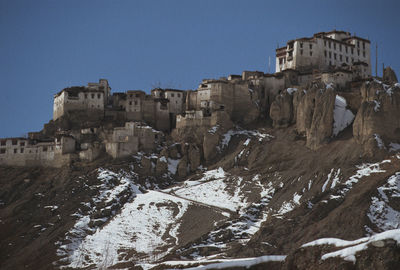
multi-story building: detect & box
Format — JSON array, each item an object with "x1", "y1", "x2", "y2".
[{"x1": 276, "y1": 30, "x2": 371, "y2": 78}]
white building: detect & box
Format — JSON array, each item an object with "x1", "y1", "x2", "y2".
[{"x1": 276, "y1": 30, "x2": 371, "y2": 78}]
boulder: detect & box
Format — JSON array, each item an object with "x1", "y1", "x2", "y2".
[
  {"x1": 140, "y1": 157, "x2": 152, "y2": 174},
  {"x1": 155, "y1": 156, "x2": 168, "y2": 176},
  {"x1": 295, "y1": 87, "x2": 316, "y2": 135}
]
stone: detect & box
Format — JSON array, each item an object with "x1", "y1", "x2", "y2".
[
  {"x1": 155, "y1": 157, "x2": 168, "y2": 176},
  {"x1": 177, "y1": 157, "x2": 188, "y2": 178},
  {"x1": 140, "y1": 157, "x2": 152, "y2": 174},
  {"x1": 203, "y1": 132, "x2": 220, "y2": 163},
  {"x1": 270, "y1": 89, "x2": 294, "y2": 128},
  {"x1": 383, "y1": 66, "x2": 398, "y2": 84},
  {"x1": 187, "y1": 144, "x2": 201, "y2": 171}
]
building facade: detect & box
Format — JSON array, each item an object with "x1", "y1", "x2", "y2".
[{"x1": 276, "y1": 30, "x2": 371, "y2": 78}]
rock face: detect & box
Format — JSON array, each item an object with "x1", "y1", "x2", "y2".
[
  {"x1": 270, "y1": 83, "x2": 338, "y2": 150},
  {"x1": 270, "y1": 89, "x2": 295, "y2": 128},
  {"x1": 383, "y1": 66, "x2": 398, "y2": 84},
  {"x1": 353, "y1": 81, "x2": 400, "y2": 156}
]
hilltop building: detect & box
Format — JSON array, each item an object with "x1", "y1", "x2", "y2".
[{"x1": 276, "y1": 30, "x2": 371, "y2": 78}]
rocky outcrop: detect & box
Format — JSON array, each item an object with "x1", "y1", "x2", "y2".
[
  {"x1": 270, "y1": 89, "x2": 295, "y2": 128},
  {"x1": 383, "y1": 66, "x2": 398, "y2": 84},
  {"x1": 353, "y1": 80, "x2": 400, "y2": 156}
]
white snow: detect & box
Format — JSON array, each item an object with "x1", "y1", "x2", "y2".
[
  {"x1": 303, "y1": 229, "x2": 400, "y2": 263},
  {"x1": 62, "y1": 191, "x2": 190, "y2": 268},
  {"x1": 373, "y1": 134, "x2": 386, "y2": 149},
  {"x1": 367, "y1": 172, "x2": 400, "y2": 232},
  {"x1": 243, "y1": 138, "x2": 251, "y2": 146},
  {"x1": 167, "y1": 158, "x2": 180, "y2": 175},
  {"x1": 220, "y1": 129, "x2": 273, "y2": 150},
  {"x1": 373, "y1": 100, "x2": 380, "y2": 112},
  {"x1": 208, "y1": 125, "x2": 219, "y2": 134},
  {"x1": 286, "y1": 88, "x2": 298, "y2": 95},
  {"x1": 389, "y1": 142, "x2": 400, "y2": 152},
  {"x1": 332, "y1": 95, "x2": 354, "y2": 137}
]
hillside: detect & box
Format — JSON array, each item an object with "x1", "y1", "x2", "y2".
[{"x1": 1, "y1": 76, "x2": 400, "y2": 269}]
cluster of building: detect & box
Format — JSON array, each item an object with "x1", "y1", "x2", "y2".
[{"x1": 0, "y1": 30, "x2": 374, "y2": 167}]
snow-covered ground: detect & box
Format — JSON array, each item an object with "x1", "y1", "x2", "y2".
[
  {"x1": 332, "y1": 95, "x2": 354, "y2": 136},
  {"x1": 367, "y1": 172, "x2": 400, "y2": 232},
  {"x1": 303, "y1": 229, "x2": 400, "y2": 263}
]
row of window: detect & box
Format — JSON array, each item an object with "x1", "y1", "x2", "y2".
[
  {"x1": 0, "y1": 146, "x2": 53, "y2": 154},
  {"x1": 84, "y1": 93, "x2": 102, "y2": 99},
  {"x1": 323, "y1": 39, "x2": 366, "y2": 52},
  {"x1": 0, "y1": 140, "x2": 26, "y2": 146},
  {"x1": 324, "y1": 50, "x2": 363, "y2": 63}
]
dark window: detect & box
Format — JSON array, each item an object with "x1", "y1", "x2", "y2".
[
  {"x1": 97, "y1": 94, "x2": 101, "y2": 98},
  {"x1": 177, "y1": 93, "x2": 181, "y2": 97},
  {"x1": 357, "y1": 41, "x2": 360, "y2": 47},
  {"x1": 134, "y1": 101, "x2": 138, "y2": 105},
  {"x1": 91, "y1": 94, "x2": 95, "y2": 98},
  {"x1": 309, "y1": 44, "x2": 312, "y2": 50},
  {"x1": 324, "y1": 50, "x2": 327, "y2": 57},
  {"x1": 14, "y1": 149, "x2": 17, "y2": 154},
  {"x1": 129, "y1": 101, "x2": 132, "y2": 105},
  {"x1": 329, "y1": 42, "x2": 331, "y2": 48},
  {"x1": 300, "y1": 42, "x2": 303, "y2": 48},
  {"x1": 310, "y1": 51, "x2": 312, "y2": 56},
  {"x1": 346, "y1": 56, "x2": 349, "y2": 62},
  {"x1": 363, "y1": 51, "x2": 366, "y2": 57},
  {"x1": 20, "y1": 148, "x2": 24, "y2": 153},
  {"x1": 334, "y1": 43, "x2": 336, "y2": 50},
  {"x1": 43, "y1": 146, "x2": 47, "y2": 152},
  {"x1": 12, "y1": 139, "x2": 17, "y2": 145},
  {"x1": 329, "y1": 61, "x2": 332, "y2": 65},
  {"x1": 1, "y1": 140, "x2": 6, "y2": 146},
  {"x1": 20, "y1": 142, "x2": 25, "y2": 146},
  {"x1": 171, "y1": 93, "x2": 175, "y2": 97},
  {"x1": 351, "y1": 48, "x2": 354, "y2": 54},
  {"x1": 135, "y1": 94, "x2": 139, "y2": 98},
  {"x1": 329, "y1": 52, "x2": 332, "y2": 58},
  {"x1": 363, "y1": 42, "x2": 365, "y2": 49},
  {"x1": 300, "y1": 49, "x2": 303, "y2": 55},
  {"x1": 324, "y1": 40, "x2": 327, "y2": 46},
  {"x1": 0, "y1": 149, "x2": 5, "y2": 154},
  {"x1": 339, "y1": 44, "x2": 342, "y2": 51},
  {"x1": 352, "y1": 58, "x2": 354, "y2": 63},
  {"x1": 345, "y1": 46, "x2": 348, "y2": 53},
  {"x1": 340, "y1": 55, "x2": 342, "y2": 61},
  {"x1": 358, "y1": 49, "x2": 360, "y2": 56},
  {"x1": 85, "y1": 94, "x2": 88, "y2": 99},
  {"x1": 334, "y1": 53, "x2": 337, "y2": 60}
]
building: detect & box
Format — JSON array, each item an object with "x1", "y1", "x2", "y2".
[{"x1": 276, "y1": 30, "x2": 371, "y2": 78}]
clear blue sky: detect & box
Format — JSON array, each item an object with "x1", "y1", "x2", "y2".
[{"x1": 1, "y1": 0, "x2": 399, "y2": 137}]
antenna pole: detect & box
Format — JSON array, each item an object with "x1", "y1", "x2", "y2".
[
  {"x1": 268, "y1": 56, "x2": 271, "y2": 73},
  {"x1": 375, "y1": 42, "x2": 378, "y2": 77}
]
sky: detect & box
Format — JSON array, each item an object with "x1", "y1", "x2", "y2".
[{"x1": 0, "y1": 0, "x2": 399, "y2": 137}]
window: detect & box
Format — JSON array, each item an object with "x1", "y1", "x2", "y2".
[
  {"x1": 363, "y1": 42, "x2": 365, "y2": 49},
  {"x1": 43, "y1": 146, "x2": 47, "y2": 152},
  {"x1": 85, "y1": 94, "x2": 88, "y2": 99},
  {"x1": 329, "y1": 61, "x2": 332, "y2": 65},
  {"x1": 171, "y1": 93, "x2": 175, "y2": 97},
  {"x1": 0, "y1": 149, "x2": 5, "y2": 154},
  {"x1": 177, "y1": 93, "x2": 181, "y2": 97},
  {"x1": 345, "y1": 46, "x2": 348, "y2": 53},
  {"x1": 324, "y1": 40, "x2": 327, "y2": 46},
  {"x1": 357, "y1": 41, "x2": 360, "y2": 47},
  {"x1": 300, "y1": 42, "x2": 303, "y2": 48},
  {"x1": 346, "y1": 56, "x2": 349, "y2": 63},
  {"x1": 279, "y1": 58, "x2": 283, "y2": 64},
  {"x1": 135, "y1": 94, "x2": 139, "y2": 98},
  {"x1": 352, "y1": 58, "x2": 354, "y2": 63},
  {"x1": 20, "y1": 148, "x2": 24, "y2": 153},
  {"x1": 14, "y1": 149, "x2": 17, "y2": 154},
  {"x1": 329, "y1": 52, "x2": 332, "y2": 58},
  {"x1": 300, "y1": 49, "x2": 303, "y2": 55},
  {"x1": 12, "y1": 139, "x2": 17, "y2": 145},
  {"x1": 1, "y1": 140, "x2": 6, "y2": 146},
  {"x1": 310, "y1": 51, "x2": 312, "y2": 56},
  {"x1": 363, "y1": 51, "x2": 366, "y2": 57},
  {"x1": 340, "y1": 55, "x2": 342, "y2": 61},
  {"x1": 357, "y1": 49, "x2": 360, "y2": 56},
  {"x1": 91, "y1": 94, "x2": 95, "y2": 98},
  {"x1": 20, "y1": 142, "x2": 25, "y2": 146},
  {"x1": 97, "y1": 94, "x2": 101, "y2": 99},
  {"x1": 324, "y1": 50, "x2": 327, "y2": 57},
  {"x1": 329, "y1": 42, "x2": 331, "y2": 48},
  {"x1": 134, "y1": 101, "x2": 138, "y2": 105},
  {"x1": 334, "y1": 53, "x2": 337, "y2": 60},
  {"x1": 351, "y1": 48, "x2": 354, "y2": 54},
  {"x1": 309, "y1": 44, "x2": 312, "y2": 50},
  {"x1": 339, "y1": 44, "x2": 342, "y2": 51},
  {"x1": 129, "y1": 101, "x2": 132, "y2": 105},
  {"x1": 334, "y1": 43, "x2": 336, "y2": 50}
]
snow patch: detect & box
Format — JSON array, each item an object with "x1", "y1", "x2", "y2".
[{"x1": 332, "y1": 95, "x2": 354, "y2": 136}]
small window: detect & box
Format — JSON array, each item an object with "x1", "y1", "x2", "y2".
[
  {"x1": 363, "y1": 42, "x2": 365, "y2": 49},
  {"x1": 351, "y1": 48, "x2": 354, "y2": 54},
  {"x1": 309, "y1": 44, "x2": 312, "y2": 50},
  {"x1": 1, "y1": 140, "x2": 6, "y2": 146},
  {"x1": 310, "y1": 51, "x2": 312, "y2": 56},
  {"x1": 178, "y1": 93, "x2": 181, "y2": 97},
  {"x1": 14, "y1": 149, "x2": 17, "y2": 154},
  {"x1": 346, "y1": 56, "x2": 349, "y2": 63},
  {"x1": 340, "y1": 55, "x2": 342, "y2": 61},
  {"x1": 339, "y1": 44, "x2": 342, "y2": 51},
  {"x1": 85, "y1": 94, "x2": 88, "y2": 99},
  {"x1": 12, "y1": 139, "x2": 17, "y2": 145},
  {"x1": 43, "y1": 146, "x2": 47, "y2": 152},
  {"x1": 20, "y1": 148, "x2": 24, "y2": 153},
  {"x1": 329, "y1": 52, "x2": 332, "y2": 58},
  {"x1": 0, "y1": 149, "x2": 5, "y2": 154},
  {"x1": 357, "y1": 41, "x2": 360, "y2": 47},
  {"x1": 97, "y1": 93, "x2": 101, "y2": 99},
  {"x1": 357, "y1": 49, "x2": 360, "y2": 56},
  {"x1": 334, "y1": 53, "x2": 337, "y2": 60},
  {"x1": 135, "y1": 94, "x2": 139, "y2": 98},
  {"x1": 171, "y1": 93, "x2": 174, "y2": 97},
  {"x1": 134, "y1": 101, "x2": 138, "y2": 105},
  {"x1": 91, "y1": 94, "x2": 95, "y2": 98},
  {"x1": 129, "y1": 101, "x2": 132, "y2": 105},
  {"x1": 300, "y1": 49, "x2": 303, "y2": 55},
  {"x1": 324, "y1": 40, "x2": 327, "y2": 46},
  {"x1": 363, "y1": 51, "x2": 366, "y2": 57},
  {"x1": 352, "y1": 58, "x2": 354, "y2": 63},
  {"x1": 345, "y1": 47, "x2": 348, "y2": 53},
  {"x1": 20, "y1": 142, "x2": 25, "y2": 146},
  {"x1": 300, "y1": 42, "x2": 303, "y2": 48},
  {"x1": 324, "y1": 51, "x2": 327, "y2": 57},
  {"x1": 334, "y1": 43, "x2": 336, "y2": 50}
]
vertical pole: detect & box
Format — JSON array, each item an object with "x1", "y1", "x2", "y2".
[
  {"x1": 268, "y1": 56, "x2": 271, "y2": 74},
  {"x1": 375, "y1": 42, "x2": 378, "y2": 77}
]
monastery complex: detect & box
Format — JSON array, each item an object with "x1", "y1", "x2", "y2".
[{"x1": 0, "y1": 30, "x2": 378, "y2": 167}]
